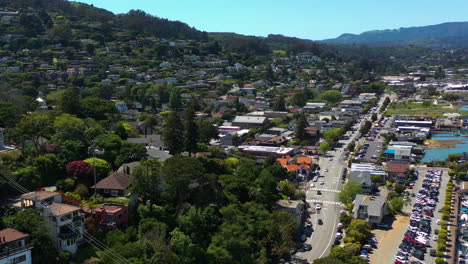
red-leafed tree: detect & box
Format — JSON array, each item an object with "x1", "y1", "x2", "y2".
[{"x1": 66, "y1": 161, "x2": 92, "y2": 182}]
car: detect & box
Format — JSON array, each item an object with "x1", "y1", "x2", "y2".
[
  {"x1": 317, "y1": 190, "x2": 322, "y2": 195},
  {"x1": 303, "y1": 244, "x2": 312, "y2": 251},
  {"x1": 306, "y1": 221, "x2": 313, "y2": 228},
  {"x1": 341, "y1": 179, "x2": 346, "y2": 184},
  {"x1": 329, "y1": 158, "x2": 333, "y2": 161},
  {"x1": 324, "y1": 168, "x2": 329, "y2": 172},
  {"x1": 433, "y1": 235, "x2": 438, "y2": 241},
  {"x1": 318, "y1": 219, "x2": 323, "y2": 225},
  {"x1": 315, "y1": 204, "x2": 321, "y2": 210},
  {"x1": 320, "y1": 180, "x2": 325, "y2": 185},
  {"x1": 300, "y1": 234, "x2": 307, "y2": 242},
  {"x1": 430, "y1": 249, "x2": 436, "y2": 257},
  {"x1": 310, "y1": 183, "x2": 315, "y2": 188},
  {"x1": 411, "y1": 193, "x2": 416, "y2": 197},
  {"x1": 408, "y1": 185, "x2": 413, "y2": 189}
]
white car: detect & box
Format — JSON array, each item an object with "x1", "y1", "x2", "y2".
[
  {"x1": 315, "y1": 204, "x2": 321, "y2": 210},
  {"x1": 329, "y1": 158, "x2": 333, "y2": 161},
  {"x1": 433, "y1": 235, "x2": 438, "y2": 241},
  {"x1": 310, "y1": 183, "x2": 315, "y2": 188},
  {"x1": 320, "y1": 180, "x2": 325, "y2": 185},
  {"x1": 324, "y1": 168, "x2": 329, "y2": 172}
]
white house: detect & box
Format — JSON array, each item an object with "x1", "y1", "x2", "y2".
[
  {"x1": 0, "y1": 228, "x2": 33, "y2": 264},
  {"x1": 43, "y1": 203, "x2": 84, "y2": 254}
]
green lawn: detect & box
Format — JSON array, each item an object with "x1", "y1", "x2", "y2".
[{"x1": 385, "y1": 102, "x2": 468, "y2": 117}]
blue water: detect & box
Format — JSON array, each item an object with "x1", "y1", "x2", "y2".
[
  {"x1": 459, "y1": 105, "x2": 468, "y2": 111},
  {"x1": 421, "y1": 134, "x2": 468, "y2": 162}
]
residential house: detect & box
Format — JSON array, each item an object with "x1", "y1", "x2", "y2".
[
  {"x1": 386, "y1": 160, "x2": 410, "y2": 183},
  {"x1": 20, "y1": 191, "x2": 62, "y2": 210},
  {"x1": 276, "y1": 155, "x2": 314, "y2": 179},
  {"x1": 91, "y1": 171, "x2": 132, "y2": 197},
  {"x1": 232, "y1": 116, "x2": 268, "y2": 129},
  {"x1": 0, "y1": 228, "x2": 33, "y2": 264},
  {"x1": 276, "y1": 199, "x2": 305, "y2": 225},
  {"x1": 88, "y1": 203, "x2": 128, "y2": 230},
  {"x1": 43, "y1": 203, "x2": 84, "y2": 254},
  {"x1": 353, "y1": 194, "x2": 387, "y2": 225}
]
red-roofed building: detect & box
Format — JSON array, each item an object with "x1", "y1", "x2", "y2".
[
  {"x1": 276, "y1": 155, "x2": 314, "y2": 179},
  {"x1": 88, "y1": 203, "x2": 129, "y2": 230},
  {"x1": 0, "y1": 228, "x2": 33, "y2": 264},
  {"x1": 386, "y1": 160, "x2": 410, "y2": 182}
]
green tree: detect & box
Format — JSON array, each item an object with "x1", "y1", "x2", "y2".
[
  {"x1": 0, "y1": 101, "x2": 21, "y2": 128},
  {"x1": 347, "y1": 218, "x2": 372, "y2": 243},
  {"x1": 140, "y1": 113, "x2": 158, "y2": 136},
  {"x1": 132, "y1": 159, "x2": 162, "y2": 205},
  {"x1": 162, "y1": 156, "x2": 205, "y2": 209},
  {"x1": 371, "y1": 113, "x2": 378, "y2": 122},
  {"x1": 319, "y1": 142, "x2": 330, "y2": 155},
  {"x1": 83, "y1": 157, "x2": 111, "y2": 180},
  {"x1": 170, "y1": 228, "x2": 196, "y2": 264},
  {"x1": 197, "y1": 120, "x2": 219, "y2": 144},
  {"x1": 169, "y1": 86, "x2": 182, "y2": 110},
  {"x1": 33, "y1": 153, "x2": 62, "y2": 186},
  {"x1": 323, "y1": 128, "x2": 342, "y2": 145},
  {"x1": 273, "y1": 95, "x2": 286, "y2": 111},
  {"x1": 53, "y1": 114, "x2": 87, "y2": 143},
  {"x1": 14, "y1": 166, "x2": 41, "y2": 191},
  {"x1": 58, "y1": 88, "x2": 80, "y2": 115},
  {"x1": 313, "y1": 256, "x2": 346, "y2": 264},
  {"x1": 183, "y1": 106, "x2": 198, "y2": 156},
  {"x1": 163, "y1": 111, "x2": 184, "y2": 155},
  {"x1": 338, "y1": 180, "x2": 363, "y2": 204},
  {"x1": 319, "y1": 90, "x2": 343, "y2": 104},
  {"x1": 4, "y1": 209, "x2": 57, "y2": 264},
  {"x1": 389, "y1": 196, "x2": 404, "y2": 213},
  {"x1": 295, "y1": 113, "x2": 308, "y2": 141},
  {"x1": 115, "y1": 141, "x2": 148, "y2": 166},
  {"x1": 80, "y1": 97, "x2": 116, "y2": 120}
]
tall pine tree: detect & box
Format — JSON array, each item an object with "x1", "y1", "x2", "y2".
[
  {"x1": 295, "y1": 113, "x2": 308, "y2": 141},
  {"x1": 163, "y1": 111, "x2": 183, "y2": 154},
  {"x1": 183, "y1": 105, "x2": 198, "y2": 156},
  {"x1": 169, "y1": 86, "x2": 182, "y2": 110},
  {"x1": 273, "y1": 95, "x2": 286, "y2": 111}
]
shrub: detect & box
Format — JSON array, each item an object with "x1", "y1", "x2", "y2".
[
  {"x1": 74, "y1": 184, "x2": 90, "y2": 197},
  {"x1": 436, "y1": 251, "x2": 445, "y2": 258},
  {"x1": 435, "y1": 257, "x2": 445, "y2": 264}
]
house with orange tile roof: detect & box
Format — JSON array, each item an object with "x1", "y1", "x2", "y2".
[{"x1": 276, "y1": 155, "x2": 314, "y2": 178}]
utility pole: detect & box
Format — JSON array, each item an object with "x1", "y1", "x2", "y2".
[{"x1": 88, "y1": 140, "x2": 97, "y2": 196}]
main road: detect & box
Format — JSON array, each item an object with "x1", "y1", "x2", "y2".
[{"x1": 295, "y1": 94, "x2": 391, "y2": 263}]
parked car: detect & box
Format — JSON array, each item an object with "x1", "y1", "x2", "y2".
[
  {"x1": 318, "y1": 219, "x2": 323, "y2": 225},
  {"x1": 303, "y1": 244, "x2": 312, "y2": 251}
]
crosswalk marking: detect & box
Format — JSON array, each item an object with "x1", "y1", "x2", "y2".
[
  {"x1": 311, "y1": 188, "x2": 340, "y2": 193},
  {"x1": 307, "y1": 199, "x2": 342, "y2": 205}
]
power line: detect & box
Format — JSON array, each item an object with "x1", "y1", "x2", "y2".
[{"x1": 0, "y1": 175, "x2": 130, "y2": 264}]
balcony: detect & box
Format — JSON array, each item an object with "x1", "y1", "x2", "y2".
[
  {"x1": 58, "y1": 232, "x2": 77, "y2": 239},
  {"x1": 0, "y1": 244, "x2": 33, "y2": 259}
]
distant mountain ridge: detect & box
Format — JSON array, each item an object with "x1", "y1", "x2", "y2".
[{"x1": 322, "y1": 22, "x2": 468, "y2": 47}]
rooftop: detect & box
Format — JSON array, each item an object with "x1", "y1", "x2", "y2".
[
  {"x1": 91, "y1": 172, "x2": 132, "y2": 191},
  {"x1": 0, "y1": 228, "x2": 28, "y2": 244},
  {"x1": 47, "y1": 203, "x2": 81, "y2": 216},
  {"x1": 232, "y1": 116, "x2": 267, "y2": 124},
  {"x1": 21, "y1": 191, "x2": 60, "y2": 201}
]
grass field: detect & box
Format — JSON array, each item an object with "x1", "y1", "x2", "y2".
[{"x1": 385, "y1": 102, "x2": 468, "y2": 117}]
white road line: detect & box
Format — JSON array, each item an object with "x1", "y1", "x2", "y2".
[
  {"x1": 306, "y1": 199, "x2": 341, "y2": 205},
  {"x1": 311, "y1": 188, "x2": 340, "y2": 193}
]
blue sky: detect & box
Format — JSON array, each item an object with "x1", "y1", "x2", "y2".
[{"x1": 77, "y1": 0, "x2": 468, "y2": 40}]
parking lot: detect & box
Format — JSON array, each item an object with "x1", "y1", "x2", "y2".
[
  {"x1": 361, "y1": 141, "x2": 383, "y2": 162},
  {"x1": 390, "y1": 167, "x2": 449, "y2": 264}
]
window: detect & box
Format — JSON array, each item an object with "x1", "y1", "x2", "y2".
[
  {"x1": 111, "y1": 190, "x2": 118, "y2": 197},
  {"x1": 11, "y1": 255, "x2": 26, "y2": 264},
  {"x1": 103, "y1": 189, "x2": 110, "y2": 193}
]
